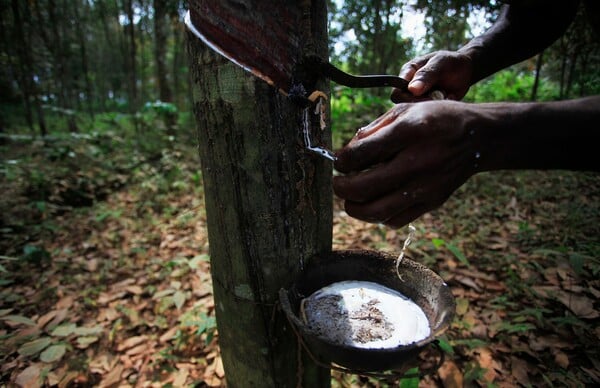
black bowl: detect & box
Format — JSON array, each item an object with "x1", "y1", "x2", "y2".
[{"x1": 279, "y1": 249, "x2": 455, "y2": 372}]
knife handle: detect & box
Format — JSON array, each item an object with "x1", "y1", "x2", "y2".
[{"x1": 318, "y1": 61, "x2": 445, "y2": 100}]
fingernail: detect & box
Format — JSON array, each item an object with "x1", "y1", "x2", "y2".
[{"x1": 408, "y1": 80, "x2": 425, "y2": 93}]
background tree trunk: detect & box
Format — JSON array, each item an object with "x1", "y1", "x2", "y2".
[
  {"x1": 186, "y1": 1, "x2": 332, "y2": 387},
  {"x1": 154, "y1": 0, "x2": 173, "y2": 104},
  {"x1": 124, "y1": 0, "x2": 138, "y2": 112},
  {"x1": 531, "y1": 51, "x2": 544, "y2": 101}
]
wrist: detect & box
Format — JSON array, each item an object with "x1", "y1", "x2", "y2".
[
  {"x1": 457, "y1": 40, "x2": 487, "y2": 85},
  {"x1": 468, "y1": 97, "x2": 600, "y2": 172},
  {"x1": 463, "y1": 102, "x2": 534, "y2": 172}
]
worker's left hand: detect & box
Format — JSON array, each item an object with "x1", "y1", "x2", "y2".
[{"x1": 391, "y1": 50, "x2": 474, "y2": 103}]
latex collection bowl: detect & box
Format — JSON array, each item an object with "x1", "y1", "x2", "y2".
[{"x1": 279, "y1": 249, "x2": 455, "y2": 372}]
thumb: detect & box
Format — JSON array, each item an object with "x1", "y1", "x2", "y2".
[{"x1": 408, "y1": 64, "x2": 443, "y2": 96}]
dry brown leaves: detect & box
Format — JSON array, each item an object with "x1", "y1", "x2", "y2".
[
  {"x1": 2, "y1": 167, "x2": 599, "y2": 387},
  {"x1": 331, "y1": 171, "x2": 600, "y2": 387},
  {"x1": 1, "y1": 181, "x2": 223, "y2": 387}
]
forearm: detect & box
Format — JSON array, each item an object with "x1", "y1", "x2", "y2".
[
  {"x1": 474, "y1": 96, "x2": 600, "y2": 172},
  {"x1": 458, "y1": 1, "x2": 579, "y2": 84}
]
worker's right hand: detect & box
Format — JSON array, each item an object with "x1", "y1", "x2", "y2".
[
  {"x1": 391, "y1": 50, "x2": 475, "y2": 103},
  {"x1": 333, "y1": 100, "x2": 483, "y2": 227}
]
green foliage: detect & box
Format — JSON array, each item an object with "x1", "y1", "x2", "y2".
[
  {"x1": 431, "y1": 238, "x2": 470, "y2": 266},
  {"x1": 465, "y1": 68, "x2": 560, "y2": 102},
  {"x1": 329, "y1": 0, "x2": 414, "y2": 74},
  {"x1": 330, "y1": 87, "x2": 393, "y2": 148},
  {"x1": 178, "y1": 308, "x2": 217, "y2": 347},
  {"x1": 0, "y1": 106, "x2": 197, "y2": 257},
  {"x1": 21, "y1": 245, "x2": 51, "y2": 265},
  {"x1": 398, "y1": 367, "x2": 420, "y2": 388},
  {"x1": 414, "y1": 0, "x2": 498, "y2": 51}
]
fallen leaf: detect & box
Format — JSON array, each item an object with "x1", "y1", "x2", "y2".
[
  {"x1": 153, "y1": 289, "x2": 175, "y2": 299},
  {"x1": 173, "y1": 290, "x2": 186, "y2": 310},
  {"x1": 454, "y1": 276, "x2": 482, "y2": 292},
  {"x1": 86, "y1": 258, "x2": 99, "y2": 272},
  {"x1": 15, "y1": 363, "x2": 43, "y2": 388},
  {"x1": 581, "y1": 367, "x2": 600, "y2": 384},
  {"x1": 589, "y1": 287, "x2": 600, "y2": 299},
  {"x1": 528, "y1": 334, "x2": 575, "y2": 352},
  {"x1": 204, "y1": 375, "x2": 222, "y2": 388},
  {"x1": 159, "y1": 327, "x2": 178, "y2": 343},
  {"x1": 51, "y1": 323, "x2": 77, "y2": 337},
  {"x1": 76, "y1": 336, "x2": 98, "y2": 348},
  {"x1": 89, "y1": 353, "x2": 117, "y2": 373},
  {"x1": 55, "y1": 295, "x2": 74, "y2": 310},
  {"x1": 475, "y1": 348, "x2": 498, "y2": 383},
  {"x1": 552, "y1": 349, "x2": 570, "y2": 369},
  {"x1": 125, "y1": 343, "x2": 147, "y2": 356},
  {"x1": 455, "y1": 298, "x2": 469, "y2": 316},
  {"x1": 36, "y1": 310, "x2": 60, "y2": 329},
  {"x1": 46, "y1": 364, "x2": 68, "y2": 386},
  {"x1": 73, "y1": 325, "x2": 103, "y2": 336},
  {"x1": 98, "y1": 364, "x2": 124, "y2": 388},
  {"x1": 97, "y1": 291, "x2": 126, "y2": 305},
  {"x1": 1, "y1": 314, "x2": 36, "y2": 326},
  {"x1": 510, "y1": 356, "x2": 531, "y2": 386},
  {"x1": 117, "y1": 335, "x2": 147, "y2": 351},
  {"x1": 173, "y1": 368, "x2": 189, "y2": 387},
  {"x1": 40, "y1": 344, "x2": 67, "y2": 363},
  {"x1": 45, "y1": 309, "x2": 68, "y2": 331},
  {"x1": 18, "y1": 337, "x2": 52, "y2": 357},
  {"x1": 124, "y1": 285, "x2": 143, "y2": 295},
  {"x1": 97, "y1": 307, "x2": 119, "y2": 322},
  {"x1": 112, "y1": 278, "x2": 136, "y2": 290},
  {"x1": 57, "y1": 371, "x2": 79, "y2": 388},
  {"x1": 214, "y1": 356, "x2": 225, "y2": 378},
  {"x1": 438, "y1": 360, "x2": 463, "y2": 388},
  {"x1": 555, "y1": 291, "x2": 599, "y2": 319}
]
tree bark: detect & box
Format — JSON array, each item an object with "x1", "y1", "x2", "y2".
[
  {"x1": 11, "y1": 0, "x2": 47, "y2": 136},
  {"x1": 154, "y1": 0, "x2": 173, "y2": 103},
  {"x1": 124, "y1": 0, "x2": 138, "y2": 112},
  {"x1": 186, "y1": 1, "x2": 332, "y2": 387},
  {"x1": 531, "y1": 50, "x2": 544, "y2": 101},
  {"x1": 154, "y1": 0, "x2": 176, "y2": 133},
  {"x1": 74, "y1": 0, "x2": 95, "y2": 119}
]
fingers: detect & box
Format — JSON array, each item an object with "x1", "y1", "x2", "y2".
[
  {"x1": 334, "y1": 105, "x2": 407, "y2": 173},
  {"x1": 399, "y1": 53, "x2": 444, "y2": 97},
  {"x1": 407, "y1": 58, "x2": 446, "y2": 96},
  {"x1": 335, "y1": 143, "x2": 475, "y2": 227},
  {"x1": 398, "y1": 54, "x2": 432, "y2": 82},
  {"x1": 391, "y1": 51, "x2": 472, "y2": 102},
  {"x1": 342, "y1": 185, "x2": 449, "y2": 226},
  {"x1": 334, "y1": 142, "x2": 451, "y2": 203},
  {"x1": 391, "y1": 55, "x2": 432, "y2": 103}
]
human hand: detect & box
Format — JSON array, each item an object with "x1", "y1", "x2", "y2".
[
  {"x1": 333, "y1": 100, "x2": 482, "y2": 227},
  {"x1": 391, "y1": 50, "x2": 474, "y2": 102}
]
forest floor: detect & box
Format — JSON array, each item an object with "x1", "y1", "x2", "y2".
[{"x1": 1, "y1": 127, "x2": 599, "y2": 387}]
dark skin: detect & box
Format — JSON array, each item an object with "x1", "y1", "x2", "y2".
[{"x1": 333, "y1": 0, "x2": 600, "y2": 227}]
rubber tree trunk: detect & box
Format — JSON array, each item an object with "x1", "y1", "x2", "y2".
[{"x1": 186, "y1": 2, "x2": 332, "y2": 387}]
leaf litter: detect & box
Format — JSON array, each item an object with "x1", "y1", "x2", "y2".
[{"x1": 1, "y1": 144, "x2": 599, "y2": 387}]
